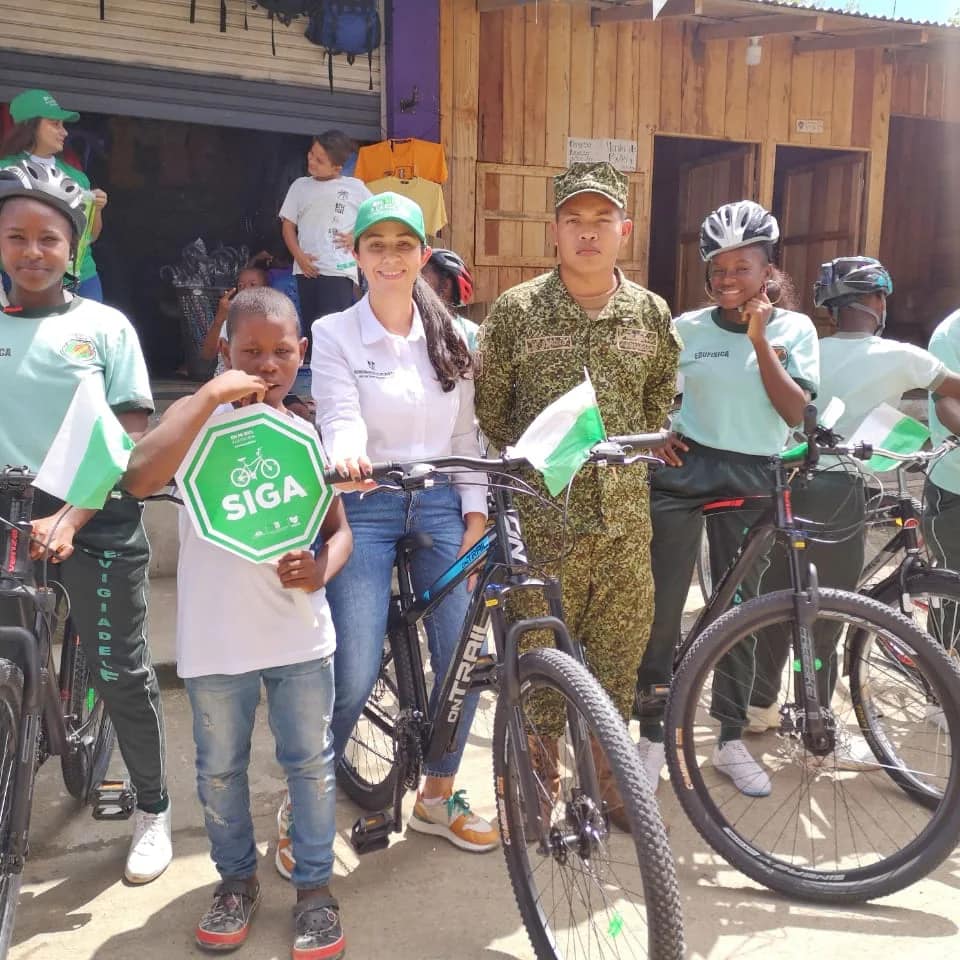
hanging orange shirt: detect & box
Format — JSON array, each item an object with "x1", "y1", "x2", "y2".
[{"x1": 355, "y1": 138, "x2": 448, "y2": 184}]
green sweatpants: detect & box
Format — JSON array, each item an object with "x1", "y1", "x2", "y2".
[
  {"x1": 510, "y1": 518, "x2": 654, "y2": 737},
  {"x1": 922, "y1": 480, "x2": 960, "y2": 648},
  {"x1": 636, "y1": 441, "x2": 772, "y2": 743},
  {"x1": 752, "y1": 469, "x2": 865, "y2": 708}
]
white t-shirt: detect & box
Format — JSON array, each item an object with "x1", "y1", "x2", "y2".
[
  {"x1": 175, "y1": 405, "x2": 337, "y2": 678},
  {"x1": 279, "y1": 175, "x2": 371, "y2": 282},
  {"x1": 818, "y1": 333, "x2": 946, "y2": 441}
]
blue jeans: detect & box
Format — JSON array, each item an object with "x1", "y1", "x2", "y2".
[
  {"x1": 184, "y1": 657, "x2": 336, "y2": 889},
  {"x1": 327, "y1": 484, "x2": 476, "y2": 777}
]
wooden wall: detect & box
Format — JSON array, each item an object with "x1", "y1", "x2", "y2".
[
  {"x1": 440, "y1": 0, "x2": 895, "y2": 308},
  {"x1": 0, "y1": 0, "x2": 381, "y2": 93},
  {"x1": 891, "y1": 55, "x2": 960, "y2": 122}
]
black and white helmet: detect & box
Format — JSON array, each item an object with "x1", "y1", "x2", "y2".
[
  {"x1": 0, "y1": 159, "x2": 87, "y2": 238},
  {"x1": 699, "y1": 201, "x2": 780, "y2": 262},
  {"x1": 813, "y1": 257, "x2": 893, "y2": 310}
]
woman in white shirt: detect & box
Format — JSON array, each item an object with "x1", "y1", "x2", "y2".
[{"x1": 311, "y1": 193, "x2": 498, "y2": 854}]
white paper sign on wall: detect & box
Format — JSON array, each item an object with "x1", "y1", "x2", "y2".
[
  {"x1": 565, "y1": 137, "x2": 638, "y2": 172},
  {"x1": 796, "y1": 118, "x2": 826, "y2": 135}
]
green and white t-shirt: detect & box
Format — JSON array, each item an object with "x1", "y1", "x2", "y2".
[
  {"x1": 0, "y1": 296, "x2": 153, "y2": 472},
  {"x1": 673, "y1": 306, "x2": 819, "y2": 456},
  {"x1": 0, "y1": 152, "x2": 98, "y2": 282},
  {"x1": 928, "y1": 309, "x2": 960, "y2": 495},
  {"x1": 818, "y1": 332, "x2": 945, "y2": 441}
]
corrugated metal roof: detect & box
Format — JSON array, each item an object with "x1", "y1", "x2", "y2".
[{"x1": 740, "y1": 0, "x2": 957, "y2": 28}]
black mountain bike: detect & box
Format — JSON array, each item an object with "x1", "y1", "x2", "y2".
[
  {"x1": 335, "y1": 438, "x2": 683, "y2": 960},
  {"x1": 0, "y1": 469, "x2": 124, "y2": 956},
  {"x1": 659, "y1": 408, "x2": 960, "y2": 903}
]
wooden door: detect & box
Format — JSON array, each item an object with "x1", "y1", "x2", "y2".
[
  {"x1": 675, "y1": 146, "x2": 757, "y2": 313},
  {"x1": 779, "y1": 153, "x2": 866, "y2": 325}
]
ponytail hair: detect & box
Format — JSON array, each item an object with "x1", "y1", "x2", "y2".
[{"x1": 412, "y1": 275, "x2": 472, "y2": 391}]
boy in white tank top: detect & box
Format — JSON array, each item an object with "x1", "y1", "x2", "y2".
[{"x1": 122, "y1": 288, "x2": 353, "y2": 960}]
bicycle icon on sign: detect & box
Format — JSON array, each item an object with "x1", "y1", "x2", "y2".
[{"x1": 230, "y1": 448, "x2": 281, "y2": 488}]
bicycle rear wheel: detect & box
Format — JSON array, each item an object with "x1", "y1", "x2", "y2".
[
  {"x1": 866, "y1": 567, "x2": 960, "y2": 657},
  {"x1": 59, "y1": 628, "x2": 115, "y2": 802},
  {"x1": 0, "y1": 659, "x2": 24, "y2": 956},
  {"x1": 336, "y1": 627, "x2": 416, "y2": 810},
  {"x1": 494, "y1": 647, "x2": 683, "y2": 960},
  {"x1": 666, "y1": 589, "x2": 960, "y2": 902}
]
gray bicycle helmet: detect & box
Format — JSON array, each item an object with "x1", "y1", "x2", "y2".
[
  {"x1": 813, "y1": 256, "x2": 893, "y2": 310},
  {"x1": 699, "y1": 201, "x2": 780, "y2": 262},
  {"x1": 0, "y1": 160, "x2": 87, "y2": 238}
]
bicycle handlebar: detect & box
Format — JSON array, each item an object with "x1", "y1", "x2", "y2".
[{"x1": 320, "y1": 431, "x2": 669, "y2": 487}]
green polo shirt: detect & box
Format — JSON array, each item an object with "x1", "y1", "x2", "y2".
[
  {"x1": 673, "y1": 306, "x2": 819, "y2": 456},
  {"x1": 929, "y1": 309, "x2": 960, "y2": 495},
  {"x1": 0, "y1": 296, "x2": 153, "y2": 472},
  {"x1": 0, "y1": 152, "x2": 98, "y2": 282}
]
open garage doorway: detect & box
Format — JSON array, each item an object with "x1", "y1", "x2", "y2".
[{"x1": 648, "y1": 135, "x2": 759, "y2": 316}]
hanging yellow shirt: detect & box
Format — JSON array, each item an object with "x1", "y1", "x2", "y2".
[
  {"x1": 366, "y1": 176, "x2": 448, "y2": 237},
  {"x1": 355, "y1": 138, "x2": 448, "y2": 184}
]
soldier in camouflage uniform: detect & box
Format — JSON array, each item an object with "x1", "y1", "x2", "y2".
[{"x1": 475, "y1": 163, "x2": 680, "y2": 823}]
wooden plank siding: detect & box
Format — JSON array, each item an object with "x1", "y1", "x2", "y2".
[
  {"x1": 442, "y1": 0, "x2": 911, "y2": 307},
  {"x1": 0, "y1": 0, "x2": 381, "y2": 93}
]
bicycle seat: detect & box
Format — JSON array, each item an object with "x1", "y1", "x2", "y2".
[{"x1": 398, "y1": 532, "x2": 433, "y2": 556}]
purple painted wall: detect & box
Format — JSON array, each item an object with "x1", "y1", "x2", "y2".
[{"x1": 385, "y1": 0, "x2": 441, "y2": 142}]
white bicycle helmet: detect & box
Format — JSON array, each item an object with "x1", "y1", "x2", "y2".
[
  {"x1": 699, "y1": 201, "x2": 780, "y2": 262},
  {"x1": 0, "y1": 160, "x2": 87, "y2": 238}
]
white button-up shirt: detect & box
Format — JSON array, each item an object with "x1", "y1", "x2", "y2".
[{"x1": 311, "y1": 295, "x2": 487, "y2": 517}]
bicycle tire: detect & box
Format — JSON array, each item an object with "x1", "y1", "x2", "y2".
[
  {"x1": 855, "y1": 568, "x2": 960, "y2": 805},
  {"x1": 666, "y1": 588, "x2": 960, "y2": 903},
  {"x1": 696, "y1": 529, "x2": 712, "y2": 599},
  {"x1": 0, "y1": 659, "x2": 24, "y2": 955},
  {"x1": 60, "y1": 633, "x2": 116, "y2": 803},
  {"x1": 336, "y1": 627, "x2": 417, "y2": 810},
  {"x1": 494, "y1": 647, "x2": 683, "y2": 960}
]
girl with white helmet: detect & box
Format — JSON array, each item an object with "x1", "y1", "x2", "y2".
[{"x1": 635, "y1": 200, "x2": 818, "y2": 798}]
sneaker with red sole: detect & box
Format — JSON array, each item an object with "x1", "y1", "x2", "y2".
[
  {"x1": 195, "y1": 878, "x2": 260, "y2": 952},
  {"x1": 292, "y1": 894, "x2": 345, "y2": 960}
]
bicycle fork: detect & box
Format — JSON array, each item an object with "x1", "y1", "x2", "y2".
[{"x1": 489, "y1": 579, "x2": 602, "y2": 849}]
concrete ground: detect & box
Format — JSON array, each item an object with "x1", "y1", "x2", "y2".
[{"x1": 9, "y1": 569, "x2": 960, "y2": 960}]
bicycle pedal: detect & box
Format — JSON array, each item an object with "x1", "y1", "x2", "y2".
[
  {"x1": 92, "y1": 779, "x2": 137, "y2": 821},
  {"x1": 350, "y1": 810, "x2": 393, "y2": 855}
]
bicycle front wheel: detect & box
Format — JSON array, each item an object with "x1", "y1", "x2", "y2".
[
  {"x1": 666, "y1": 589, "x2": 960, "y2": 903},
  {"x1": 0, "y1": 659, "x2": 24, "y2": 955},
  {"x1": 336, "y1": 627, "x2": 416, "y2": 810},
  {"x1": 494, "y1": 647, "x2": 683, "y2": 960},
  {"x1": 60, "y1": 628, "x2": 115, "y2": 802}
]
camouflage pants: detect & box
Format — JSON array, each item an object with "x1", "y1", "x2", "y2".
[{"x1": 509, "y1": 522, "x2": 654, "y2": 737}]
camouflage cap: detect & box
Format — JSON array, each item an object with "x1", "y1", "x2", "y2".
[{"x1": 554, "y1": 161, "x2": 628, "y2": 210}]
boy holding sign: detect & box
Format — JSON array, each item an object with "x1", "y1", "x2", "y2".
[{"x1": 123, "y1": 287, "x2": 352, "y2": 960}]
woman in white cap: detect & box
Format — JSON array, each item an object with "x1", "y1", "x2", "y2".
[{"x1": 1, "y1": 88, "x2": 107, "y2": 300}]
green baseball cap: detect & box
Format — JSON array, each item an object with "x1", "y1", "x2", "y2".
[
  {"x1": 354, "y1": 192, "x2": 426, "y2": 245},
  {"x1": 9, "y1": 89, "x2": 80, "y2": 124},
  {"x1": 554, "y1": 161, "x2": 628, "y2": 210}
]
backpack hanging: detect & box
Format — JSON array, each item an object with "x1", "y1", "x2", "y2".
[
  {"x1": 251, "y1": 1, "x2": 309, "y2": 27},
  {"x1": 306, "y1": 1, "x2": 381, "y2": 93}
]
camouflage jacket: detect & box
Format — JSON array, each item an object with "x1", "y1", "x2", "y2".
[{"x1": 476, "y1": 268, "x2": 681, "y2": 538}]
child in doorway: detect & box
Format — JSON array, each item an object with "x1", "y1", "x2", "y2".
[
  {"x1": 122, "y1": 287, "x2": 353, "y2": 960},
  {"x1": 280, "y1": 130, "x2": 371, "y2": 360},
  {"x1": 200, "y1": 265, "x2": 269, "y2": 370},
  {"x1": 422, "y1": 248, "x2": 480, "y2": 352}
]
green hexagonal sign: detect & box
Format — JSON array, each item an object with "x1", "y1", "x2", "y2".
[{"x1": 175, "y1": 404, "x2": 332, "y2": 564}]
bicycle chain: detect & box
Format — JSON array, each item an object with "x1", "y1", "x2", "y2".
[{"x1": 394, "y1": 708, "x2": 424, "y2": 791}]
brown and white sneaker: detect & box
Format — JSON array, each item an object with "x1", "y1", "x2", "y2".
[{"x1": 408, "y1": 789, "x2": 500, "y2": 853}]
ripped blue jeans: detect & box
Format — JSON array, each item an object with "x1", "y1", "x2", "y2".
[{"x1": 184, "y1": 656, "x2": 336, "y2": 889}]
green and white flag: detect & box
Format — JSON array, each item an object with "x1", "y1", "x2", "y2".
[
  {"x1": 849, "y1": 402, "x2": 929, "y2": 473},
  {"x1": 34, "y1": 375, "x2": 134, "y2": 509},
  {"x1": 512, "y1": 375, "x2": 606, "y2": 495}
]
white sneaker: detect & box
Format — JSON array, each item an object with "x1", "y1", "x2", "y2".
[
  {"x1": 712, "y1": 740, "x2": 772, "y2": 797},
  {"x1": 745, "y1": 703, "x2": 781, "y2": 735},
  {"x1": 637, "y1": 737, "x2": 666, "y2": 792},
  {"x1": 925, "y1": 703, "x2": 949, "y2": 733},
  {"x1": 125, "y1": 805, "x2": 173, "y2": 884}
]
